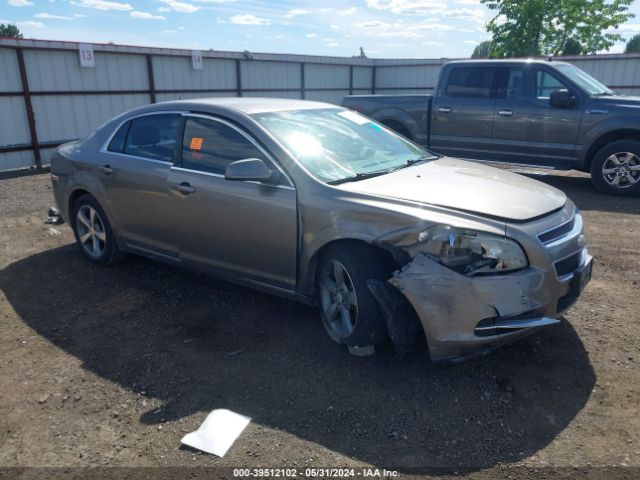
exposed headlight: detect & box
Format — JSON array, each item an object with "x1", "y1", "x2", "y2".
[{"x1": 415, "y1": 225, "x2": 528, "y2": 275}]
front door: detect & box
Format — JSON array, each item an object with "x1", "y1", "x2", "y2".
[
  {"x1": 491, "y1": 66, "x2": 582, "y2": 166},
  {"x1": 168, "y1": 114, "x2": 298, "y2": 290},
  {"x1": 430, "y1": 65, "x2": 497, "y2": 159}
]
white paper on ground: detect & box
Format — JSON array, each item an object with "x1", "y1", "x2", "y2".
[{"x1": 181, "y1": 409, "x2": 251, "y2": 457}]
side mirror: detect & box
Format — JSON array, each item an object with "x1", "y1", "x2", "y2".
[
  {"x1": 549, "y1": 89, "x2": 576, "y2": 107},
  {"x1": 225, "y1": 158, "x2": 273, "y2": 182}
]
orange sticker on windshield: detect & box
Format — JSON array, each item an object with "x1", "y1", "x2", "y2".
[{"x1": 190, "y1": 137, "x2": 204, "y2": 150}]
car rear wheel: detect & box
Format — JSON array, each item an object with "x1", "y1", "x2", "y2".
[
  {"x1": 71, "y1": 194, "x2": 124, "y2": 265},
  {"x1": 591, "y1": 140, "x2": 640, "y2": 196},
  {"x1": 317, "y1": 243, "x2": 389, "y2": 348}
]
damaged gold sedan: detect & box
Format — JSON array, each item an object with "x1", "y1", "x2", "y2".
[{"x1": 51, "y1": 98, "x2": 593, "y2": 362}]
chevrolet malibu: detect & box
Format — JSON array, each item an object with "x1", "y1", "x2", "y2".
[{"x1": 50, "y1": 98, "x2": 593, "y2": 361}]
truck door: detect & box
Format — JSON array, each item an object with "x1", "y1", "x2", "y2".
[
  {"x1": 430, "y1": 65, "x2": 497, "y2": 159},
  {"x1": 491, "y1": 66, "x2": 582, "y2": 167}
]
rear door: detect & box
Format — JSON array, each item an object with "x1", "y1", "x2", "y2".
[
  {"x1": 430, "y1": 65, "x2": 497, "y2": 159},
  {"x1": 491, "y1": 66, "x2": 582, "y2": 166},
  {"x1": 97, "y1": 112, "x2": 183, "y2": 259},
  {"x1": 168, "y1": 114, "x2": 298, "y2": 290}
]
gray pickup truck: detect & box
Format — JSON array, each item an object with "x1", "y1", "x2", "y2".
[{"x1": 342, "y1": 59, "x2": 640, "y2": 196}]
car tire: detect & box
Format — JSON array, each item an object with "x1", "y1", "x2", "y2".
[
  {"x1": 316, "y1": 243, "x2": 389, "y2": 347},
  {"x1": 71, "y1": 194, "x2": 125, "y2": 265},
  {"x1": 590, "y1": 140, "x2": 640, "y2": 196}
]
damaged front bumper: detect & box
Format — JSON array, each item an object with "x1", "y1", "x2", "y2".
[{"x1": 386, "y1": 251, "x2": 592, "y2": 362}]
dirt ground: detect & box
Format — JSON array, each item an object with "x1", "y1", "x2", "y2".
[{"x1": 0, "y1": 168, "x2": 639, "y2": 480}]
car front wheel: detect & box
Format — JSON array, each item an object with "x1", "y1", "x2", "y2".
[
  {"x1": 317, "y1": 243, "x2": 389, "y2": 348},
  {"x1": 591, "y1": 140, "x2": 640, "y2": 196}
]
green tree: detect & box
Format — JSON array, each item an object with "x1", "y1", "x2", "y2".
[
  {"x1": 625, "y1": 33, "x2": 640, "y2": 53},
  {"x1": 481, "y1": 0, "x2": 634, "y2": 57},
  {"x1": 562, "y1": 38, "x2": 583, "y2": 56},
  {"x1": 0, "y1": 24, "x2": 23, "y2": 39},
  {"x1": 471, "y1": 40, "x2": 494, "y2": 58}
]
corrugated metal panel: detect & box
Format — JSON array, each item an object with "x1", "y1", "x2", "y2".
[
  {"x1": 155, "y1": 92, "x2": 237, "y2": 102},
  {"x1": 241, "y1": 61, "x2": 300, "y2": 90},
  {"x1": 305, "y1": 90, "x2": 349, "y2": 105},
  {"x1": 0, "y1": 97, "x2": 30, "y2": 146},
  {"x1": 31, "y1": 94, "x2": 149, "y2": 142},
  {"x1": 24, "y1": 50, "x2": 148, "y2": 91},
  {"x1": 353, "y1": 67, "x2": 373, "y2": 89},
  {"x1": 153, "y1": 56, "x2": 237, "y2": 90},
  {"x1": 376, "y1": 65, "x2": 441, "y2": 89},
  {"x1": 0, "y1": 48, "x2": 22, "y2": 92},
  {"x1": 568, "y1": 57, "x2": 640, "y2": 88},
  {"x1": 0, "y1": 150, "x2": 34, "y2": 170},
  {"x1": 243, "y1": 90, "x2": 302, "y2": 99},
  {"x1": 305, "y1": 64, "x2": 349, "y2": 89}
]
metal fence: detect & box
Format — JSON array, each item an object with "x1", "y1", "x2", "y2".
[{"x1": 2, "y1": 37, "x2": 640, "y2": 171}]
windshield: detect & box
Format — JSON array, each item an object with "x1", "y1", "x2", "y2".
[
  {"x1": 554, "y1": 63, "x2": 614, "y2": 96},
  {"x1": 251, "y1": 108, "x2": 435, "y2": 184}
]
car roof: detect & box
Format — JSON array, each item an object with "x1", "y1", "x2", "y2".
[
  {"x1": 140, "y1": 97, "x2": 338, "y2": 115},
  {"x1": 446, "y1": 58, "x2": 573, "y2": 67}
]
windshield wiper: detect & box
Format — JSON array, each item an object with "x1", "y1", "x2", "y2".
[
  {"x1": 328, "y1": 169, "x2": 392, "y2": 185},
  {"x1": 391, "y1": 154, "x2": 436, "y2": 172}
]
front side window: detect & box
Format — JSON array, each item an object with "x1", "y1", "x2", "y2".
[
  {"x1": 251, "y1": 108, "x2": 434, "y2": 184},
  {"x1": 445, "y1": 67, "x2": 495, "y2": 98},
  {"x1": 181, "y1": 117, "x2": 268, "y2": 175},
  {"x1": 123, "y1": 114, "x2": 181, "y2": 162},
  {"x1": 536, "y1": 70, "x2": 567, "y2": 99},
  {"x1": 504, "y1": 67, "x2": 571, "y2": 104}
]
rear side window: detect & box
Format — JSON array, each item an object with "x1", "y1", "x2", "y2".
[
  {"x1": 445, "y1": 67, "x2": 495, "y2": 98},
  {"x1": 124, "y1": 114, "x2": 181, "y2": 162},
  {"x1": 181, "y1": 116, "x2": 268, "y2": 175},
  {"x1": 107, "y1": 121, "x2": 130, "y2": 153}
]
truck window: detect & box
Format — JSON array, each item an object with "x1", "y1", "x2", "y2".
[
  {"x1": 536, "y1": 71, "x2": 566, "y2": 99},
  {"x1": 444, "y1": 67, "x2": 495, "y2": 98},
  {"x1": 504, "y1": 67, "x2": 570, "y2": 104}
]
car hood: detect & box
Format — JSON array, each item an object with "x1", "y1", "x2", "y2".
[
  {"x1": 337, "y1": 157, "x2": 566, "y2": 221},
  {"x1": 595, "y1": 95, "x2": 640, "y2": 110}
]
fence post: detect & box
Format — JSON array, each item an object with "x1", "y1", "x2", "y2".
[
  {"x1": 146, "y1": 54, "x2": 156, "y2": 103},
  {"x1": 349, "y1": 65, "x2": 354, "y2": 95},
  {"x1": 371, "y1": 65, "x2": 377, "y2": 95},
  {"x1": 16, "y1": 48, "x2": 42, "y2": 169},
  {"x1": 235, "y1": 59, "x2": 243, "y2": 97}
]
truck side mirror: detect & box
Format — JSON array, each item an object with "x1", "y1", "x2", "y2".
[{"x1": 549, "y1": 89, "x2": 575, "y2": 108}]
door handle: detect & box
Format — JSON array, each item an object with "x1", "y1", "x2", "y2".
[
  {"x1": 99, "y1": 164, "x2": 114, "y2": 174},
  {"x1": 438, "y1": 107, "x2": 452, "y2": 113},
  {"x1": 498, "y1": 109, "x2": 513, "y2": 117},
  {"x1": 171, "y1": 182, "x2": 195, "y2": 195}
]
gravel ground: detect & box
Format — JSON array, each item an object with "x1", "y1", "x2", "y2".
[{"x1": 0, "y1": 168, "x2": 639, "y2": 480}]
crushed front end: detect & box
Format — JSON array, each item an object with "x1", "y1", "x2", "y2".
[{"x1": 377, "y1": 201, "x2": 592, "y2": 362}]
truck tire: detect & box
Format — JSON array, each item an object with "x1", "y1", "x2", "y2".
[
  {"x1": 316, "y1": 243, "x2": 389, "y2": 348},
  {"x1": 590, "y1": 140, "x2": 640, "y2": 196}
]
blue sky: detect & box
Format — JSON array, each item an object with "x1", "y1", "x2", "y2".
[{"x1": 2, "y1": 0, "x2": 640, "y2": 58}]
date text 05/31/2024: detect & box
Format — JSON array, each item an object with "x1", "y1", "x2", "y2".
[{"x1": 233, "y1": 468, "x2": 400, "y2": 478}]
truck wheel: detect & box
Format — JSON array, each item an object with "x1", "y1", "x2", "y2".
[
  {"x1": 317, "y1": 244, "x2": 389, "y2": 348},
  {"x1": 590, "y1": 140, "x2": 640, "y2": 196},
  {"x1": 71, "y1": 194, "x2": 125, "y2": 265}
]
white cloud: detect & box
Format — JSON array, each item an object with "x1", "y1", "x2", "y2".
[
  {"x1": 330, "y1": 24, "x2": 340, "y2": 29},
  {"x1": 131, "y1": 11, "x2": 166, "y2": 19},
  {"x1": 229, "y1": 14, "x2": 270, "y2": 25},
  {"x1": 70, "y1": 0, "x2": 133, "y2": 11},
  {"x1": 353, "y1": 20, "x2": 389, "y2": 28},
  {"x1": 411, "y1": 23, "x2": 455, "y2": 31},
  {"x1": 8, "y1": 0, "x2": 33, "y2": 6},
  {"x1": 338, "y1": 7, "x2": 357, "y2": 16},
  {"x1": 365, "y1": 0, "x2": 486, "y2": 25},
  {"x1": 306, "y1": 32, "x2": 318, "y2": 38},
  {"x1": 423, "y1": 40, "x2": 444, "y2": 45},
  {"x1": 157, "y1": 0, "x2": 200, "y2": 13},
  {"x1": 285, "y1": 8, "x2": 311, "y2": 18},
  {"x1": 377, "y1": 30, "x2": 423, "y2": 38},
  {"x1": 463, "y1": 39, "x2": 478, "y2": 45},
  {"x1": 618, "y1": 23, "x2": 640, "y2": 32},
  {"x1": 18, "y1": 20, "x2": 44, "y2": 28},
  {"x1": 34, "y1": 12, "x2": 73, "y2": 19},
  {"x1": 325, "y1": 42, "x2": 339, "y2": 47},
  {"x1": 74, "y1": 13, "x2": 87, "y2": 17},
  {"x1": 162, "y1": 29, "x2": 177, "y2": 33}
]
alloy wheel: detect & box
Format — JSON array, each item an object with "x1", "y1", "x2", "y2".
[
  {"x1": 319, "y1": 260, "x2": 359, "y2": 338},
  {"x1": 76, "y1": 205, "x2": 107, "y2": 259},
  {"x1": 601, "y1": 152, "x2": 640, "y2": 188}
]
